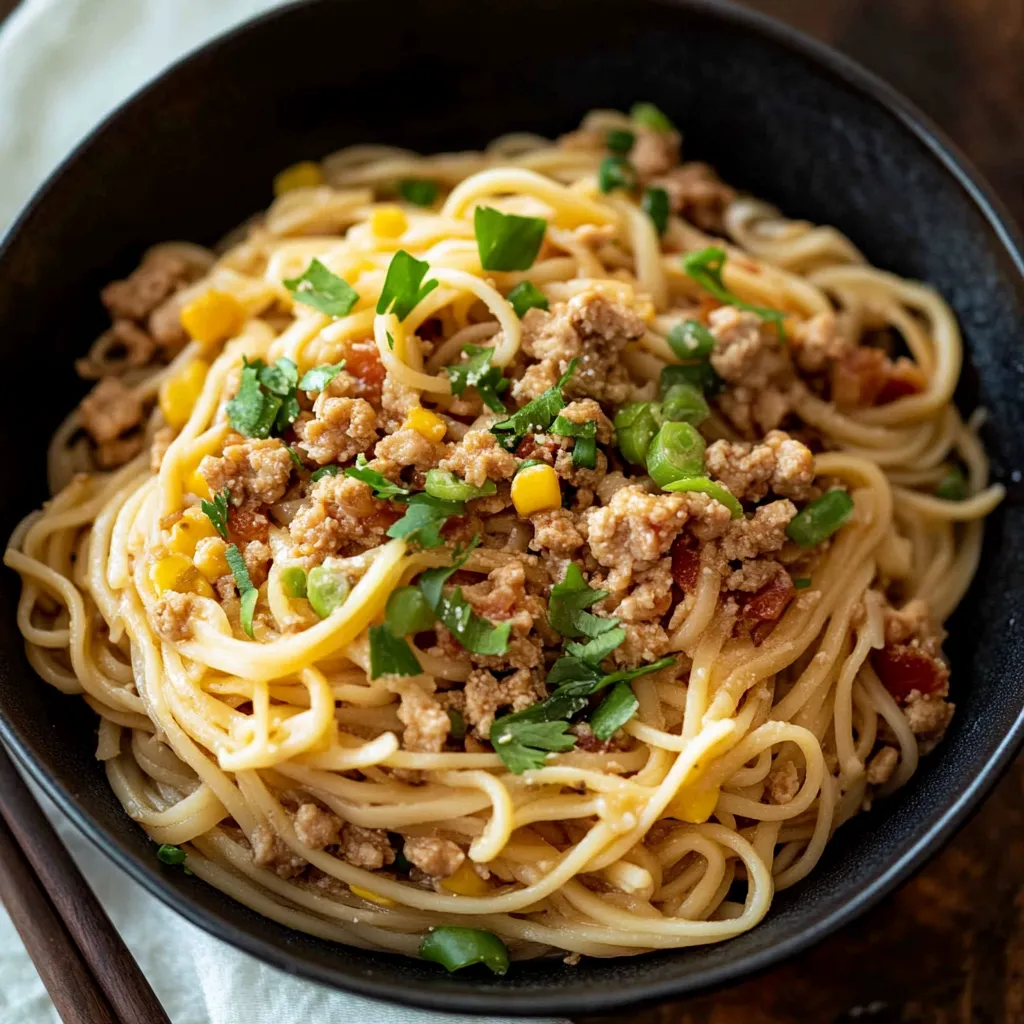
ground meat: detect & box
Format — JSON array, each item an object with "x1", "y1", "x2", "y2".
[
  {"x1": 79, "y1": 377, "x2": 144, "y2": 444},
  {"x1": 705, "y1": 430, "x2": 814, "y2": 502},
  {"x1": 199, "y1": 438, "x2": 293, "y2": 509},
  {"x1": 464, "y1": 667, "x2": 543, "y2": 737},
  {"x1": 151, "y1": 592, "x2": 197, "y2": 641},
  {"x1": 374, "y1": 426, "x2": 448, "y2": 473},
  {"x1": 725, "y1": 558, "x2": 784, "y2": 593},
  {"x1": 612, "y1": 622, "x2": 671, "y2": 667},
  {"x1": 613, "y1": 561, "x2": 674, "y2": 622},
  {"x1": 865, "y1": 746, "x2": 899, "y2": 786},
  {"x1": 402, "y1": 837, "x2": 465, "y2": 879},
  {"x1": 514, "y1": 291, "x2": 645, "y2": 405},
  {"x1": 651, "y1": 162, "x2": 735, "y2": 233},
  {"x1": 294, "y1": 396, "x2": 378, "y2": 465},
  {"x1": 242, "y1": 539, "x2": 272, "y2": 587},
  {"x1": 462, "y1": 561, "x2": 544, "y2": 634},
  {"x1": 147, "y1": 295, "x2": 189, "y2": 355},
  {"x1": 708, "y1": 306, "x2": 788, "y2": 389},
  {"x1": 438, "y1": 430, "x2": 517, "y2": 488},
  {"x1": 883, "y1": 598, "x2": 945, "y2": 659},
  {"x1": 289, "y1": 474, "x2": 394, "y2": 564},
  {"x1": 716, "y1": 383, "x2": 792, "y2": 437},
  {"x1": 338, "y1": 824, "x2": 395, "y2": 870},
  {"x1": 903, "y1": 691, "x2": 955, "y2": 741},
  {"x1": 293, "y1": 802, "x2": 342, "y2": 849},
  {"x1": 791, "y1": 312, "x2": 851, "y2": 373},
  {"x1": 149, "y1": 425, "x2": 176, "y2": 474},
  {"x1": 468, "y1": 634, "x2": 545, "y2": 674},
  {"x1": 96, "y1": 435, "x2": 145, "y2": 470},
  {"x1": 251, "y1": 824, "x2": 307, "y2": 879},
  {"x1": 529, "y1": 508, "x2": 585, "y2": 556},
  {"x1": 380, "y1": 373, "x2": 420, "y2": 432},
  {"x1": 765, "y1": 760, "x2": 800, "y2": 804},
  {"x1": 630, "y1": 127, "x2": 681, "y2": 179},
  {"x1": 101, "y1": 251, "x2": 193, "y2": 321},
  {"x1": 396, "y1": 684, "x2": 450, "y2": 752},
  {"x1": 595, "y1": 470, "x2": 637, "y2": 506},
  {"x1": 719, "y1": 500, "x2": 796, "y2": 562},
  {"x1": 75, "y1": 320, "x2": 157, "y2": 379},
  {"x1": 557, "y1": 399, "x2": 615, "y2": 444}
]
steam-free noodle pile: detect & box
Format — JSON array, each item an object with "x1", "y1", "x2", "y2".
[{"x1": 6, "y1": 106, "x2": 1004, "y2": 971}]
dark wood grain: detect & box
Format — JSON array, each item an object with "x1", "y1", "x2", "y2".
[
  {"x1": 582, "y1": 3, "x2": 1024, "y2": 1022},
  {"x1": 0, "y1": 746, "x2": 171, "y2": 1024}
]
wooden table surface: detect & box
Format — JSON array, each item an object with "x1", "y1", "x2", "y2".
[
  {"x1": 0, "y1": 1, "x2": 1019, "y2": 1022},
  {"x1": 581, "y1": 3, "x2": 1024, "y2": 1023}
]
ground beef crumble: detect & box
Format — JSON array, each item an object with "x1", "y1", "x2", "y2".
[{"x1": 199, "y1": 438, "x2": 293, "y2": 509}]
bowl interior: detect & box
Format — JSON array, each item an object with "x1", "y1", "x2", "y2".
[{"x1": 1, "y1": 0, "x2": 1022, "y2": 1014}]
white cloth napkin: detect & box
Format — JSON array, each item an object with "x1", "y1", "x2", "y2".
[{"x1": 0, "y1": 2, "x2": 564, "y2": 1021}]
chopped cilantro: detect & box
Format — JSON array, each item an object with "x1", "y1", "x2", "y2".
[
  {"x1": 598, "y1": 156, "x2": 636, "y2": 194},
  {"x1": 606, "y1": 128, "x2": 635, "y2": 155},
  {"x1": 489, "y1": 358, "x2": 577, "y2": 452},
  {"x1": 226, "y1": 356, "x2": 303, "y2": 438},
  {"x1": 506, "y1": 280, "x2": 550, "y2": 319},
  {"x1": 285, "y1": 445, "x2": 304, "y2": 470},
  {"x1": 398, "y1": 179, "x2": 440, "y2": 206},
  {"x1": 473, "y1": 206, "x2": 547, "y2": 272},
  {"x1": 642, "y1": 186, "x2": 670, "y2": 236},
  {"x1": 489, "y1": 701, "x2": 582, "y2": 773},
  {"x1": 298, "y1": 361, "x2": 345, "y2": 392},
  {"x1": 283, "y1": 258, "x2": 360, "y2": 318},
  {"x1": 589, "y1": 681, "x2": 639, "y2": 741},
  {"x1": 548, "y1": 562, "x2": 617, "y2": 640},
  {"x1": 310, "y1": 464, "x2": 341, "y2": 482},
  {"x1": 550, "y1": 414, "x2": 597, "y2": 470},
  {"x1": 200, "y1": 488, "x2": 230, "y2": 540},
  {"x1": 343, "y1": 455, "x2": 411, "y2": 499},
  {"x1": 444, "y1": 345, "x2": 508, "y2": 414},
  {"x1": 387, "y1": 493, "x2": 464, "y2": 549},
  {"x1": 368, "y1": 624, "x2": 423, "y2": 679},
  {"x1": 376, "y1": 250, "x2": 438, "y2": 321}
]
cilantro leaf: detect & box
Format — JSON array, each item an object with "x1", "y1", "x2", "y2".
[
  {"x1": 224, "y1": 543, "x2": 257, "y2": 638},
  {"x1": 489, "y1": 358, "x2": 578, "y2": 452},
  {"x1": 387, "y1": 493, "x2": 464, "y2": 548},
  {"x1": 376, "y1": 250, "x2": 438, "y2": 321},
  {"x1": 310, "y1": 464, "x2": 341, "y2": 482},
  {"x1": 342, "y1": 455, "x2": 411, "y2": 499},
  {"x1": 506, "y1": 281, "x2": 549, "y2": 319},
  {"x1": 682, "y1": 247, "x2": 787, "y2": 340},
  {"x1": 298, "y1": 361, "x2": 345, "y2": 392},
  {"x1": 444, "y1": 345, "x2": 507, "y2": 413},
  {"x1": 398, "y1": 179, "x2": 439, "y2": 206},
  {"x1": 490, "y1": 718, "x2": 578, "y2": 773},
  {"x1": 417, "y1": 539, "x2": 477, "y2": 608},
  {"x1": 550, "y1": 414, "x2": 598, "y2": 470},
  {"x1": 474, "y1": 206, "x2": 547, "y2": 272},
  {"x1": 257, "y1": 357, "x2": 298, "y2": 397},
  {"x1": 283, "y1": 258, "x2": 360, "y2": 318},
  {"x1": 200, "y1": 488, "x2": 230, "y2": 540},
  {"x1": 590, "y1": 681, "x2": 639, "y2": 741},
  {"x1": 285, "y1": 445, "x2": 304, "y2": 470},
  {"x1": 227, "y1": 356, "x2": 304, "y2": 439},
  {"x1": 565, "y1": 627, "x2": 626, "y2": 666},
  {"x1": 226, "y1": 358, "x2": 271, "y2": 437},
  {"x1": 548, "y1": 562, "x2": 618, "y2": 639},
  {"x1": 368, "y1": 624, "x2": 423, "y2": 679}
]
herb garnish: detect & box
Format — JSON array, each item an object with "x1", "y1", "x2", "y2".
[
  {"x1": 598, "y1": 156, "x2": 637, "y2": 194},
  {"x1": 376, "y1": 250, "x2": 438, "y2": 321},
  {"x1": 681, "y1": 247, "x2": 787, "y2": 340},
  {"x1": 549, "y1": 414, "x2": 597, "y2": 470},
  {"x1": 606, "y1": 128, "x2": 635, "y2": 155},
  {"x1": 631, "y1": 102, "x2": 676, "y2": 133},
  {"x1": 490, "y1": 358, "x2": 578, "y2": 452},
  {"x1": 473, "y1": 206, "x2": 547, "y2": 272},
  {"x1": 368, "y1": 624, "x2": 423, "y2": 679},
  {"x1": 283, "y1": 259, "x2": 360, "y2": 318},
  {"x1": 444, "y1": 345, "x2": 508, "y2": 413},
  {"x1": 642, "y1": 186, "x2": 670, "y2": 236},
  {"x1": 590, "y1": 681, "x2": 639, "y2": 741},
  {"x1": 506, "y1": 280, "x2": 550, "y2": 319},
  {"x1": 387, "y1": 493, "x2": 464, "y2": 549},
  {"x1": 298, "y1": 361, "x2": 345, "y2": 392},
  {"x1": 343, "y1": 454, "x2": 411, "y2": 499},
  {"x1": 398, "y1": 179, "x2": 440, "y2": 207},
  {"x1": 224, "y1": 542, "x2": 258, "y2": 638},
  {"x1": 200, "y1": 488, "x2": 230, "y2": 540},
  {"x1": 547, "y1": 562, "x2": 617, "y2": 640}
]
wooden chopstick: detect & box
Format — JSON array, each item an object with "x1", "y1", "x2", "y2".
[
  {"x1": 0, "y1": 813, "x2": 120, "y2": 1024},
  {"x1": 0, "y1": 743, "x2": 171, "y2": 1024}
]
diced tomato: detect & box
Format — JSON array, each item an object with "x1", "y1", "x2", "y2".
[
  {"x1": 742, "y1": 572, "x2": 796, "y2": 625},
  {"x1": 876, "y1": 358, "x2": 925, "y2": 405},
  {"x1": 343, "y1": 340, "x2": 386, "y2": 400},
  {"x1": 228, "y1": 507, "x2": 269, "y2": 542},
  {"x1": 670, "y1": 535, "x2": 701, "y2": 592},
  {"x1": 871, "y1": 644, "x2": 947, "y2": 701},
  {"x1": 696, "y1": 295, "x2": 722, "y2": 322},
  {"x1": 832, "y1": 347, "x2": 888, "y2": 409}
]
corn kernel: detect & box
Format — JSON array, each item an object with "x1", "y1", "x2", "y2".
[
  {"x1": 180, "y1": 291, "x2": 245, "y2": 349},
  {"x1": 403, "y1": 406, "x2": 446, "y2": 443},
  {"x1": 149, "y1": 554, "x2": 214, "y2": 599},
  {"x1": 349, "y1": 885, "x2": 395, "y2": 907},
  {"x1": 185, "y1": 467, "x2": 211, "y2": 500},
  {"x1": 194, "y1": 536, "x2": 231, "y2": 581},
  {"x1": 511, "y1": 463, "x2": 562, "y2": 517},
  {"x1": 167, "y1": 507, "x2": 219, "y2": 556},
  {"x1": 668, "y1": 785, "x2": 720, "y2": 824},
  {"x1": 273, "y1": 160, "x2": 324, "y2": 196},
  {"x1": 441, "y1": 861, "x2": 490, "y2": 897},
  {"x1": 370, "y1": 205, "x2": 408, "y2": 238},
  {"x1": 159, "y1": 360, "x2": 210, "y2": 430}
]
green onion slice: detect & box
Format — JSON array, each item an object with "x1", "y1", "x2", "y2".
[
  {"x1": 785, "y1": 490, "x2": 855, "y2": 548},
  {"x1": 606, "y1": 128, "x2": 635, "y2": 155},
  {"x1": 642, "y1": 186, "x2": 670, "y2": 236},
  {"x1": 646, "y1": 422, "x2": 706, "y2": 488},
  {"x1": 598, "y1": 156, "x2": 637, "y2": 194},
  {"x1": 424, "y1": 469, "x2": 497, "y2": 503},
  {"x1": 660, "y1": 383, "x2": 709, "y2": 426},
  {"x1": 667, "y1": 320, "x2": 716, "y2": 360},
  {"x1": 935, "y1": 466, "x2": 968, "y2": 501},
  {"x1": 631, "y1": 102, "x2": 676, "y2": 133},
  {"x1": 419, "y1": 926, "x2": 509, "y2": 975},
  {"x1": 156, "y1": 844, "x2": 187, "y2": 866},
  {"x1": 306, "y1": 565, "x2": 350, "y2": 618},
  {"x1": 279, "y1": 566, "x2": 308, "y2": 599},
  {"x1": 663, "y1": 477, "x2": 744, "y2": 518},
  {"x1": 614, "y1": 401, "x2": 661, "y2": 466}
]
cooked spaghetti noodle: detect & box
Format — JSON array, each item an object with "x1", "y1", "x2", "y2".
[{"x1": 6, "y1": 107, "x2": 1003, "y2": 968}]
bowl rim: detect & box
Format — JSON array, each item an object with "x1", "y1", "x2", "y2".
[{"x1": 2, "y1": 0, "x2": 1023, "y2": 1015}]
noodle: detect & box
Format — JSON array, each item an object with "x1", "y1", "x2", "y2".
[{"x1": 4, "y1": 107, "x2": 1001, "y2": 968}]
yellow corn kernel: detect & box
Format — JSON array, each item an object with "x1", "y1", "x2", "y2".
[
  {"x1": 159, "y1": 359, "x2": 210, "y2": 430},
  {"x1": 349, "y1": 885, "x2": 395, "y2": 908},
  {"x1": 441, "y1": 861, "x2": 490, "y2": 897},
  {"x1": 194, "y1": 536, "x2": 231, "y2": 581},
  {"x1": 167, "y1": 507, "x2": 218, "y2": 557},
  {"x1": 180, "y1": 291, "x2": 245, "y2": 348},
  {"x1": 149, "y1": 554, "x2": 215, "y2": 599},
  {"x1": 185, "y1": 466, "x2": 211, "y2": 500},
  {"x1": 273, "y1": 160, "x2": 324, "y2": 196},
  {"x1": 511, "y1": 463, "x2": 561, "y2": 517},
  {"x1": 370, "y1": 205, "x2": 408, "y2": 238},
  {"x1": 668, "y1": 785, "x2": 720, "y2": 825},
  {"x1": 403, "y1": 406, "x2": 446, "y2": 443}
]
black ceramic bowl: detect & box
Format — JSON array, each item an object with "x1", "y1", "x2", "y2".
[{"x1": 1, "y1": 0, "x2": 1022, "y2": 1015}]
